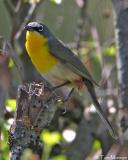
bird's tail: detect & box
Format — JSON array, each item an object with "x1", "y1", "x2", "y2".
[{"x1": 84, "y1": 79, "x2": 118, "y2": 139}]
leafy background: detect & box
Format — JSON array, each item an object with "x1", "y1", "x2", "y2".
[{"x1": 0, "y1": 0, "x2": 123, "y2": 160}]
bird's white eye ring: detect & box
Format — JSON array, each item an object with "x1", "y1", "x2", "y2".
[{"x1": 38, "y1": 26, "x2": 43, "y2": 31}]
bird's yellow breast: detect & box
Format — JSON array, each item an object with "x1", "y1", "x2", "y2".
[{"x1": 25, "y1": 31, "x2": 58, "y2": 73}]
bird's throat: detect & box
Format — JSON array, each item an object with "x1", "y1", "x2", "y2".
[{"x1": 25, "y1": 31, "x2": 58, "y2": 73}]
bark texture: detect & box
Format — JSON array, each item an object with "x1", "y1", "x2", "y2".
[
  {"x1": 112, "y1": 0, "x2": 128, "y2": 108},
  {"x1": 112, "y1": 0, "x2": 128, "y2": 142},
  {"x1": 9, "y1": 82, "x2": 60, "y2": 160}
]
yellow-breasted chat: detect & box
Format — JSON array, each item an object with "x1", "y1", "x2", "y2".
[{"x1": 24, "y1": 22, "x2": 118, "y2": 139}]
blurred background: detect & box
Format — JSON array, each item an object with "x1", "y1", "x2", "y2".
[{"x1": 0, "y1": 0, "x2": 125, "y2": 159}]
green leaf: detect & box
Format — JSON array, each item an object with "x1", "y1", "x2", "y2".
[
  {"x1": 8, "y1": 58, "x2": 14, "y2": 68},
  {"x1": 104, "y1": 46, "x2": 116, "y2": 56},
  {"x1": 0, "y1": 120, "x2": 9, "y2": 160},
  {"x1": 52, "y1": 155, "x2": 67, "y2": 160},
  {"x1": 6, "y1": 99, "x2": 16, "y2": 111},
  {"x1": 41, "y1": 130, "x2": 61, "y2": 146},
  {"x1": 92, "y1": 139, "x2": 101, "y2": 151}
]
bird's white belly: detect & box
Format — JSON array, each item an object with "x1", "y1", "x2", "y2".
[{"x1": 42, "y1": 63, "x2": 81, "y2": 86}]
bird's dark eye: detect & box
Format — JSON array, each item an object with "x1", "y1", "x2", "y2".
[{"x1": 38, "y1": 25, "x2": 43, "y2": 32}]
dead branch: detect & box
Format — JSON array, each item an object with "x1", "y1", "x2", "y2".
[{"x1": 9, "y1": 82, "x2": 61, "y2": 160}]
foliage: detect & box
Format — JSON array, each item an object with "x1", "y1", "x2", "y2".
[
  {"x1": 0, "y1": 120, "x2": 9, "y2": 160},
  {"x1": 40, "y1": 130, "x2": 61, "y2": 160}
]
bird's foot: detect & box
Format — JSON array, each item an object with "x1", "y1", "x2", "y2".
[{"x1": 62, "y1": 88, "x2": 74, "y2": 114}]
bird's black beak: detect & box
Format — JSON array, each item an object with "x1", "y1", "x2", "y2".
[{"x1": 24, "y1": 25, "x2": 34, "y2": 31}]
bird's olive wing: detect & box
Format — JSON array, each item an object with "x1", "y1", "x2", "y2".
[{"x1": 48, "y1": 38, "x2": 98, "y2": 85}]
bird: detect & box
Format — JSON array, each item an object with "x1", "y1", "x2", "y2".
[{"x1": 24, "y1": 22, "x2": 118, "y2": 139}]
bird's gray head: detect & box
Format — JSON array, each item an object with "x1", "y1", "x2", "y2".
[{"x1": 24, "y1": 22, "x2": 52, "y2": 38}]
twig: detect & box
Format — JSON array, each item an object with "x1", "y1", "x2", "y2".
[
  {"x1": 5, "y1": 41, "x2": 24, "y2": 82},
  {"x1": 15, "y1": 0, "x2": 21, "y2": 13},
  {"x1": 4, "y1": 0, "x2": 15, "y2": 17},
  {"x1": 75, "y1": 0, "x2": 87, "y2": 57},
  {"x1": 14, "y1": 3, "x2": 36, "y2": 40},
  {"x1": 14, "y1": 0, "x2": 44, "y2": 40},
  {"x1": 86, "y1": 15, "x2": 103, "y2": 67}
]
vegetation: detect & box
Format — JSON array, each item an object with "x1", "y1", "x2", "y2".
[{"x1": 0, "y1": 0, "x2": 128, "y2": 159}]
